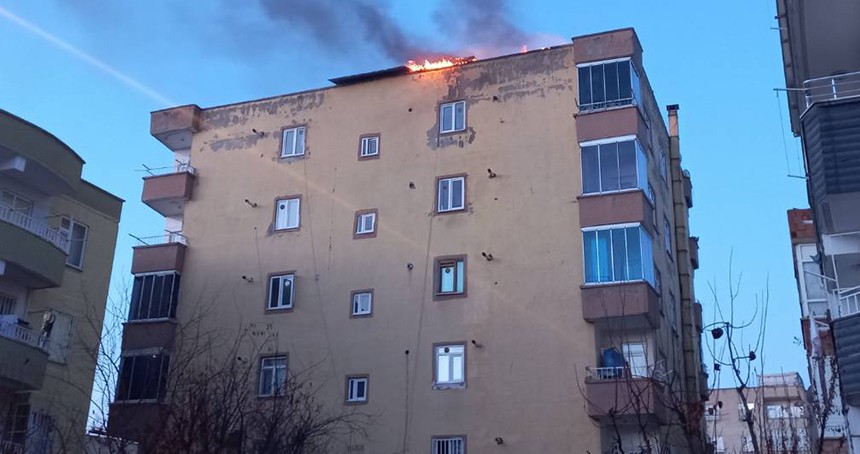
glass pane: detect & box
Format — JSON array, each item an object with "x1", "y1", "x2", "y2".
[
  {"x1": 440, "y1": 264, "x2": 455, "y2": 293},
  {"x1": 452, "y1": 356, "x2": 463, "y2": 381},
  {"x1": 599, "y1": 142, "x2": 619, "y2": 191},
  {"x1": 140, "y1": 275, "x2": 154, "y2": 320},
  {"x1": 129, "y1": 276, "x2": 143, "y2": 320},
  {"x1": 581, "y1": 146, "x2": 600, "y2": 193},
  {"x1": 356, "y1": 380, "x2": 366, "y2": 398},
  {"x1": 630, "y1": 64, "x2": 641, "y2": 102},
  {"x1": 456, "y1": 260, "x2": 465, "y2": 293},
  {"x1": 640, "y1": 228, "x2": 655, "y2": 284},
  {"x1": 637, "y1": 143, "x2": 649, "y2": 191},
  {"x1": 281, "y1": 277, "x2": 293, "y2": 307},
  {"x1": 803, "y1": 262, "x2": 827, "y2": 300},
  {"x1": 604, "y1": 61, "x2": 619, "y2": 102},
  {"x1": 269, "y1": 277, "x2": 279, "y2": 309},
  {"x1": 578, "y1": 66, "x2": 592, "y2": 106},
  {"x1": 591, "y1": 64, "x2": 605, "y2": 104},
  {"x1": 276, "y1": 200, "x2": 288, "y2": 229},
  {"x1": 451, "y1": 179, "x2": 463, "y2": 209},
  {"x1": 583, "y1": 231, "x2": 598, "y2": 283},
  {"x1": 364, "y1": 214, "x2": 374, "y2": 231},
  {"x1": 287, "y1": 199, "x2": 300, "y2": 228},
  {"x1": 438, "y1": 180, "x2": 450, "y2": 211},
  {"x1": 260, "y1": 369, "x2": 273, "y2": 395},
  {"x1": 441, "y1": 105, "x2": 453, "y2": 132},
  {"x1": 150, "y1": 275, "x2": 165, "y2": 318},
  {"x1": 454, "y1": 102, "x2": 465, "y2": 130},
  {"x1": 295, "y1": 128, "x2": 305, "y2": 155},
  {"x1": 618, "y1": 61, "x2": 632, "y2": 100},
  {"x1": 626, "y1": 227, "x2": 643, "y2": 280},
  {"x1": 437, "y1": 353, "x2": 450, "y2": 382},
  {"x1": 617, "y1": 141, "x2": 637, "y2": 189},
  {"x1": 597, "y1": 230, "x2": 612, "y2": 282},
  {"x1": 282, "y1": 130, "x2": 295, "y2": 156},
  {"x1": 170, "y1": 274, "x2": 180, "y2": 318},
  {"x1": 611, "y1": 229, "x2": 628, "y2": 281}
]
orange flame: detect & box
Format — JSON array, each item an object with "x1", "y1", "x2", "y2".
[{"x1": 406, "y1": 56, "x2": 477, "y2": 72}]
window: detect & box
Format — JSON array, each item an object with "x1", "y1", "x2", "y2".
[
  {"x1": 115, "y1": 354, "x2": 170, "y2": 401},
  {"x1": 346, "y1": 376, "x2": 368, "y2": 403},
  {"x1": 577, "y1": 58, "x2": 641, "y2": 111},
  {"x1": 659, "y1": 146, "x2": 668, "y2": 184},
  {"x1": 583, "y1": 224, "x2": 655, "y2": 285},
  {"x1": 435, "y1": 256, "x2": 466, "y2": 299},
  {"x1": 437, "y1": 176, "x2": 465, "y2": 213},
  {"x1": 128, "y1": 273, "x2": 180, "y2": 321},
  {"x1": 654, "y1": 268, "x2": 662, "y2": 296},
  {"x1": 802, "y1": 262, "x2": 827, "y2": 301},
  {"x1": 274, "y1": 197, "x2": 300, "y2": 231},
  {"x1": 35, "y1": 310, "x2": 73, "y2": 363},
  {"x1": 281, "y1": 126, "x2": 306, "y2": 157},
  {"x1": 669, "y1": 292, "x2": 678, "y2": 331},
  {"x1": 767, "y1": 404, "x2": 804, "y2": 419},
  {"x1": 439, "y1": 101, "x2": 466, "y2": 133},
  {"x1": 259, "y1": 356, "x2": 288, "y2": 396},
  {"x1": 580, "y1": 136, "x2": 648, "y2": 195},
  {"x1": 664, "y1": 217, "x2": 673, "y2": 257},
  {"x1": 60, "y1": 217, "x2": 88, "y2": 268},
  {"x1": 268, "y1": 274, "x2": 294, "y2": 310},
  {"x1": 6, "y1": 401, "x2": 30, "y2": 444},
  {"x1": 738, "y1": 402, "x2": 755, "y2": 421},
  {"x1": 1, "y1": 190, "x2": 33, "y2": 216},
  {"x1": 622, "y1": 342, "x2": 648, "y2": 377},
  {"x1": 0, "y1": 292, "x2": 15, "y2": 315},
  {"x1": 705, "y1": 405, "x2": 721, "y2": 421},
  {"x1": 435, "y1": 344, "x2": 465, "y2": 386},
  {"x1": 359, "y1": 135, "x2": 379, "y2": 158},
  {"x1": 351, "y1": 291, "x2": 372, "y2": 316},
  {"x1": 712, "y1": 436, "x2": 725, "y2": 454},
  {"x1": 432, "y1": 437, "x2": 465, "y2": 454},
  {"x1": 354, "y1": 210, "x2": 377, "y2": 237}
]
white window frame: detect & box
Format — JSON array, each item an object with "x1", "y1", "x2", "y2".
[
  {"x1": 268, "y1": 274, "x2": 295, "y2": 310},
  {"x1": 582, "y1": 223, "x2": 656, "y2": 286},
  {"x1": 1, "y1": 190, "x2": 33, "y2": 216},
  {"x1": 360, "y1": 135, "x2": 379, "y2": 157},
  {"x1": 432, "y1": 437, "x2": 465, "y2": 454},
  {"x1": 439, "y1": 100, "x2": 466, "y2": 133},
  {"x1": 437, "y1": 176, "x2": 465, "y2": 213},
  {"x1": 435, "y1": 344, "x2": 465, "y2": 386},
  {"x1": 258, "y1": 356, "x2": 288, "y2": 397},
  {"x1": 0, "y1": 292, "x2": 16, "y2": 315},
  {"x1": 274, "y1": 197, "x2": 300, "y2": 231},
  {"x1": 436, "y1": 258, "x2": 465, "y2": 296},
  {"x1": 577, "y1": 57, "x2": 641, "y2": 111},
  {"x1": 60, "y1": 217, "x2": 88, "y2": 269},
  {"x1": 281, "y1": 126, "x2": 306, "y2": 158},
  {"x1": 356, "y1": 212, "x2": 376, "y2": 235},
  {"x1": 622, "y1": 342, "x2": 648, "y2": 377},
  {"x1": 346, "y1": 376, "x2": 368, "y2": 402},
  {"x1": 352, "y1": 291, "x2": 372, "y2": 316},
  {"x1": 579, "y1": 135, "x2": 649, "y2": 196}
]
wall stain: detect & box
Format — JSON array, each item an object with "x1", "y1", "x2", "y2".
[{"x1": 203, "y1": 92, "x2": 326, "y2": 130}]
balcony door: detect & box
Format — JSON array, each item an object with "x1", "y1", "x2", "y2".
[{"x1": 622, "y1": 342, "x2": 648, "y2": 377}]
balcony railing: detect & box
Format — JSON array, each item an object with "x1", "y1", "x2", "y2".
[
  {"x1": 133, "y1": 231, "x2": 188, "y2": 247},
  {"x1": 837, "y1": 285, "x2": 860, "y2": 318},
  {"x1": 0, "y1": 205, "x2": 69, "y2": 253},
  {"x1": 0, "y1": 320, "x2": 48, "y2": 351},
  {"x1": 142, "y1": 162, "x2": 196, "y2": 177},
  {"x1": 0, "y1": 439, "x2": 24, "y2": 454},
  {"x1": 804, "y1": 71, "x2": 860, "y2": 108}
]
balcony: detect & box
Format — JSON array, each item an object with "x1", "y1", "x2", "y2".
[
  {"x1": 689, "y1": 237, "x2": 700, "y2": 270},
  {"x1": 122, "y1": 319, "x2": 177, "y2": 351},
  {"x1": 0, "y1": 439, "x2": 24, "y2": 454},
  {"x1": 693, "y1": 302, "x2": 703, "y2": 333},
  {"x1": 578, "y1": 190, "x2": 656, "y2": 235},
  {"x1": 151, "y1": 105, "x2": 201, "y2": 152},
  {"x1": 584, "y1": 366, "x2": 667, "y2": 423},
  {"x1": 0, "y1": 319, "x2": 49, "y2": 390},
  {"x1": 107, "y1": 401, "x2": 165, "y2": 443},
  {"x1": 141, "y1": 164, "x2": 196, "y2": 217},
  {"x1": 0, "y1": 205, "x2": 68, "y2": 288},
  {"x1": 581, "y1": 281, "x2": 660, "y2": 328},
  {"x1": 131, "y1": 232, "x2": 187, "y2": 275}
]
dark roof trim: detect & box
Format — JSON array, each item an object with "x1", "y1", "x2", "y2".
[{"x1": 329, "y1": 66, "x2": 411, "y2": 86}]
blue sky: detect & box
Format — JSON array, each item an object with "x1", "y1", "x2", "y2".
[{"x1": 0, "y1": 1, "x2": 808, "y2": 385}]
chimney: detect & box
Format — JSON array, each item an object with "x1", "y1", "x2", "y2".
[{"x1": 666, "y1": 104, "x2": 680, "y2": 137}]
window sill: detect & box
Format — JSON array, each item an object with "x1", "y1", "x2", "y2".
[
  {"x1": 278, "y1": 154, "x2": 307, "y2": 162},
  {"x1": 576, "y1": 101, "x2": 638, "y2": 116},
  {"x1": 578, "y1": 188, "x2": 644, "y2": 200},
  {"x1": 350, "y1": 312, "x2": 372, "y2": 319},
  {"x1": 124, "y1": 318, "x2": 177, "y2": 326},
  {"x1": 265, "y1": 307, "x2": 294, "y2": 314},
  {"x1": 358, "y1": 153, "x2": 380, "y2": 161},
  {"x1": 353, "y1": 231, "x2": 377, "y2": 239},
  {"x1": 433, "y1": 292, "x2": 466, "y2": 302},
  {"x1": 439, "y1": 128, "x2": 467, "y2": 136},
  {"x1": 435, "y1": 208, "x2": 467, "y2": 216},
  {"x1": 64, "y1": 263, "x2": 84, "y2": 272},
  {"x1": 344, "y1": 399, "x2": 368, "y2": 406},
  {"x1": 432, "y1": 382, "x2": 466, "y2": 390},
  {"x1": 112, "y1": 398, "x2": 162, "y2": 405},
  {"x1": 272, "y1": 227, "x2": 300, "y2": 234}
]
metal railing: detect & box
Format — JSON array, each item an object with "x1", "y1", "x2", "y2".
[
  {"x1": 142, "y1": 162, "x2": 196, "y2": 177},
  {"x1": 587, "y1": 366, "x2": 629, "y2": 380},
  {"x1": 804, "y1": 71, "x2": 860, "y2": 108},
  {"x1": 837, "y1": 285, "x2": 860, "y2": 318},
  {"x1": 132, "y1": 231, "x2": 188, "y2": 247},
  {"x1": 0, "y1": 439, "x2": 24, "y2": 454},
  {"x1": 586, "y1": 361, "x2": 668, "y2": 382},
  {"x1": 0, "y1": 205, "x2": 69, "y2": 253},
  {"x1": 0, "y1": 321, "x2": 47, "y2": 351}
]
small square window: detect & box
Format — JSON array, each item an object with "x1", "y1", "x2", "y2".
[
  {"x1": 435, "y1": 344, "x2": 465, "y2": 387},
  {"x1": 258, "y1": 356, "x2": 288, "y2": 397},
  {"x1": 664, "y1": 216, "x2": 673, "y2": 257},
  {"x1": 440, "y1": 101, "x2": 466, "y2": 133},
  {"x1": 354, "y1": 210, "x2": 378, "y2": 238},
  {"x1": 346, "y1": 376, "x2": 368, "y2": 403},
  {"x1": 59, "y1": 217, "x2": 88, "y2": 269},
  {"x1": 268, "y1": 274, "x2": 294, "y2": 310},
  {"x1": 434, "y1": 256, "x2": 466, "y2": 299},
  {"x1": 351, "y1": 291, "x2": 373, "y2": 316},
  {"x1": 274, "y1": 197, "x2": 300, "y2": 231},
  {"x1": 359, "y1": 135, "x2": 380, "y2": 159},
  {"x1": 432, "y1": 437, "x2": 465, "y2": 454},
  {"x1": 281, "y1": 126, "x2": 306, "y2": 158},
  {"x1": 437, "y1": 176, "x2": 465, "y2": 213}
]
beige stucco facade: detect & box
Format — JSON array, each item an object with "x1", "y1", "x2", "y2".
[
  {"x1": 111, "y1": 28, "x2": 706, "y2": 453},
  {"x1": 0, "y1": 109, "x2": 122, "y2": 452}
]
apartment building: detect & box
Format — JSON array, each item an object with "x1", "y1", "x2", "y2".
[
  {"x1": 776, "y1": 0, "x2": 860, "y2": 452},
  {"x1": 108, "y1": 28, "x2": 706, "y2": 453},
  {"x1": 0, "y1": 109, "x2": 122, "y2": 452},
  {"x1": 705, "y1": 373, "x2": 813, "y2": 454}
]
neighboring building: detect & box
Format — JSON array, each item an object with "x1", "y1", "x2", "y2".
[
  {"x1": 706, "y1": 373, "x2": 813, "y2": 454},
  {"x1": 777, "y1": 0, "x2": 860, "y2": 452},
  {"x1": 108, "y1": 28, "x2": 706, "y2": 453},
  {"x1": 788, "y1": 208, "x2": 848, "y2": 454},
  {"x1": 0, "y1": 109, "x2": 122, "y2": 452}
]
